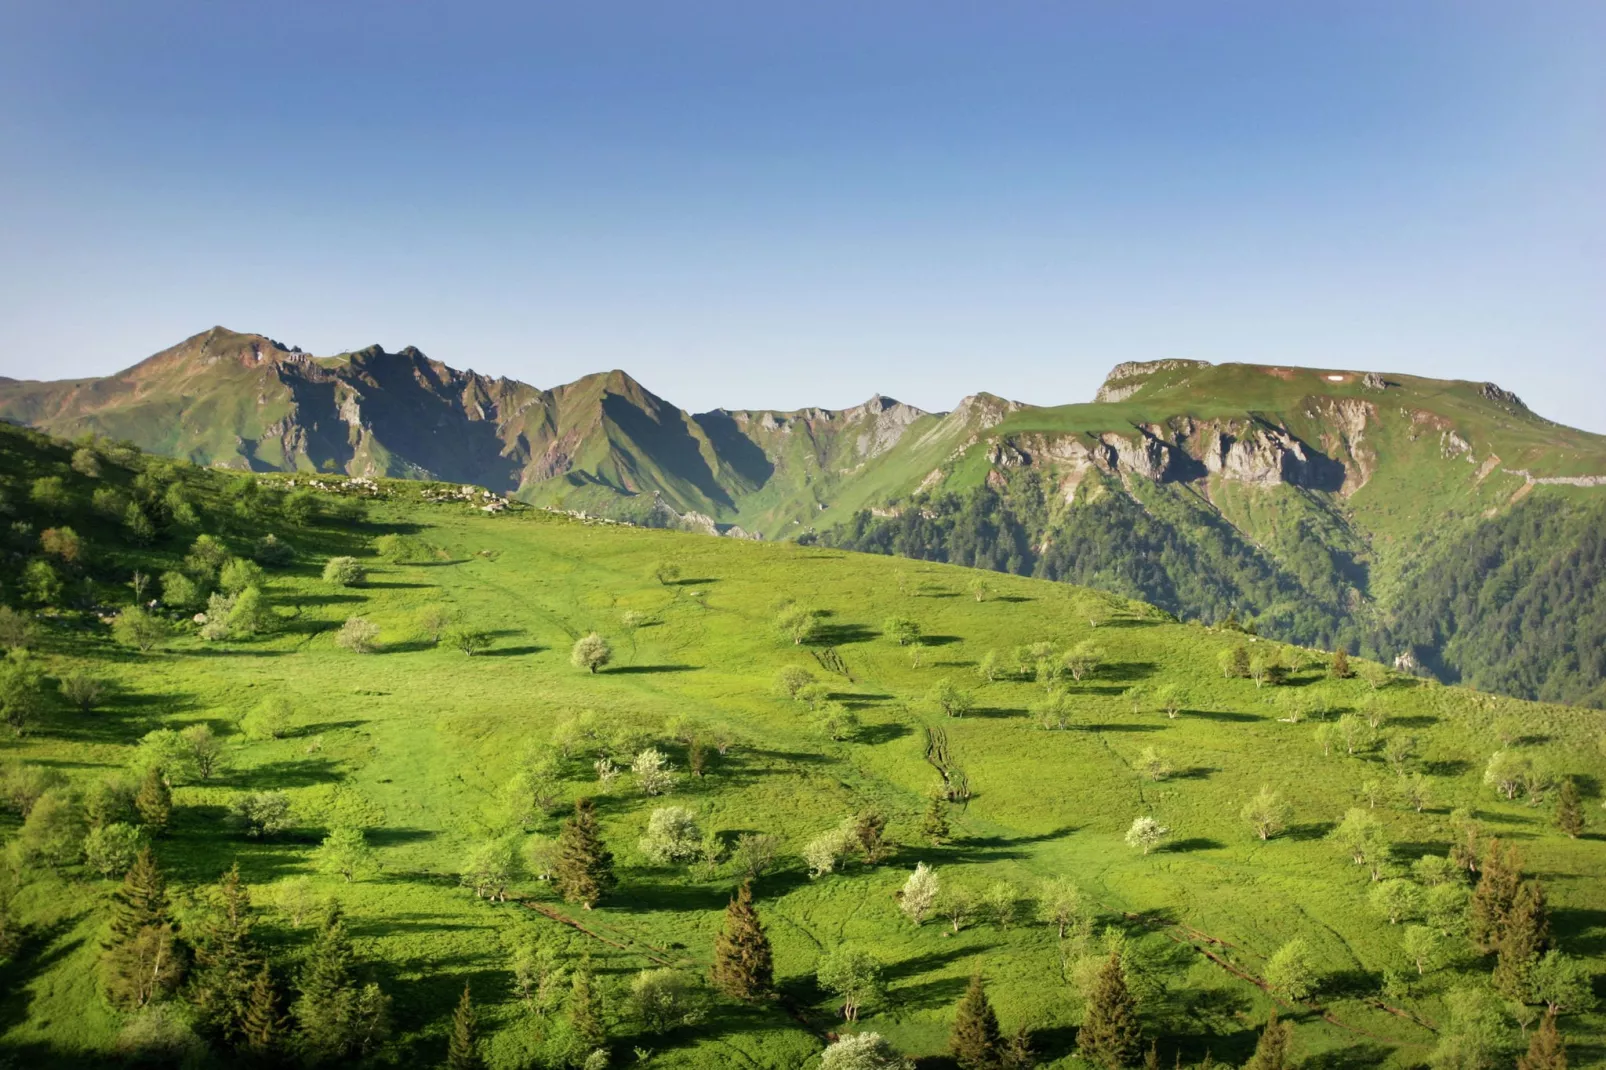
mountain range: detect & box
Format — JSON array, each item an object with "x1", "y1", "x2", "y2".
[{"x1": 4, "y1": 326, "x2": 1604, "y2": 705}]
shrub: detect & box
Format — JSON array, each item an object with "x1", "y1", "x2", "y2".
[
  {"x1": 0, "y1": 607, "x2": 36, "y2": 651},
  {"x1": 929, "y1": 679, "x2": 975, "y2": 718},
  {"x1": 335, "y1": 617, "x2": 380, "y2": 653},
  {"x1": 883, "y1": 617, "x2": 921, "y2": 646},
  {"x1": 242, "y1": 697, "x2": 294, "y2": 740},
  {"x1": 820, "y1": 1032, "x2": 912, "y2": 1070},
  {"x1": 629, "y1": 968, "x2": 704, "y2": 1031},
  {"x1": 21, "y1": 560, "x2": 62, "y2": 606},
  {"x1": 71, "y1": 447, "x2": 102, "y2": 478},
  {"x1": 571, "y1": 633, "x2": 612, "y2": 673},
  {"x1": 199, "y1": 592, "x2": 237, "y2": 641},
  {"x1": 226, "y1": 586, "x2": 273, "y2": 637},
  {"x1": 251, "y1": 534, "x2": 296, "y2": 567},
  {"x1": 59, "y1": 672, "x2": 109, "y2": 712},
  {"x1": 218, "y1": 558, "x2": 265, "y2": 595},
  {"x1": 1264, "y1": 937, "x2": 1317, "y2": 1001},
  {"x1": 20, "y1": 788, "x2": 86, "y2": 867},
  {"x1": 631, "y1": 749, "x2": 676, "y2": 796},
  {"x1": 322, "y1": 556, "x2": 367, "y2": 587},
  {"x1": 638, "y1": 806, "x2": 704, "y2": 864},
  {"x1": 112, "y1": 606, "x2": 171, "y2": 652},
  {"x1": 83, "y1": 822, "x2": 143, "y2": 877},
  {"x1": 445, "y1": 626, "x2": 492, "y2": 656},
  {"x1": 160, "y1": 570, "x2": 204, "y2": 610},
  {"x1": 776, "y1": 666, "x2": 815, "y2": 699},
  {"x1": 1124, "y1": 816, "x2": 1170, "y2": 855},
  {"x1": 229, "y1": 791, "x2": 292, "y2": 837},
  {"x1": 0, "y1": 652, "x2": 46, "y2": 737},
  {"x1": 1135, "y1": 747, "x2": 1172, "y2": 782},
  {"x1": 40, "y1": 526, "x2": 85, "y2": 565}
]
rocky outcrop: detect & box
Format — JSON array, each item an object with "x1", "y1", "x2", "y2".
[{"x1": 1094, "y1": 359, "x2": 1212, "y2": 402}]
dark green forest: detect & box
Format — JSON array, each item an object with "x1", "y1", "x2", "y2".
[{"x1": 815, "y1": 475, "x2": 1606, "y2": 708}]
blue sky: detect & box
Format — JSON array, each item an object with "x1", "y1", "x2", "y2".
[{"x1": 2, "y1": 2, "x2": 1602, "y2": 430}]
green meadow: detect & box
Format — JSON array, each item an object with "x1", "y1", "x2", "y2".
[{"x1": 2, "y1": 469, "x2": 1603, "y2": 1068}]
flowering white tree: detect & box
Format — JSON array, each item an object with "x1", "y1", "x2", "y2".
[
  {"x1": 900, "y1": 863, "x2": 940, "y2": 925},
  {"x1": 1125, "y1": 816, "x2": 1170, "y2": 855}
]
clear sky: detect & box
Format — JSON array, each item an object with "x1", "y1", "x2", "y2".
[{"x1": 1, "y1": 2, "x2": 1602, "y2": 430}]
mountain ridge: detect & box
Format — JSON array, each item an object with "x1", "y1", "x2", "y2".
[{"x1": 4, "y1": 326, "x2": 1605, "y2": 705}]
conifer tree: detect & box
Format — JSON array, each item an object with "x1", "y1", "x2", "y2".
[
  {"x1": 191, "y1": 863, "x2": 261, "y2": 1045},
  {"x1": 568, "y1": 958, "x2": 606, "y2": 1053},
  {"x1": 1494, "y1": 880, "x2": 1551, "y2": 1000},
  {"x1": 1079, "y1": 949, "x2": 1141, "y2": 1069},
  {"x1": 1467, "y1": 838, "x2": 1521, "y2": 953},
  {"x1": 1243, "y1": 1010, "x2": 1293, "y2": 1070},
  {"x1": 135, "y1": 765, "x2": 172, "y2": 831},
  {"x1": 949, "y1": 973, "x2": 1003, "y2": 1070},
  {"x1": 240, "y1": 961, "x2": 286, "y2": 1063},
  {"x1": 447, "y1": 983, "x2": 483, "y2": 1070},
  {"x1": 555, "y1": 798, "x2": 615, "y2": 909},
  {"x1": 1517, "y1": 1009, "x2": 1567, "y2": 1070},
  {"x1": 102, "y1": 845, "x2": 186, "y2": 1007},
  {"x1": 1556, "y1": 779, "x2": 1584, "y2": 839},
  {"x1": 293, "y1": 900, "x2": 389, "y2": 1062},
  {"x1": 710, "y1": 880, "x2": 774, "y2": 1001},
  {"x1": 921, "y1": 792, "x2": 951, "y2": 845}
]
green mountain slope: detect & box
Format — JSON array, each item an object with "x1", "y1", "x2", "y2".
[
  {"x1": 816, "y1": 361, "x2": 1606, "y2": 705},
  {"x1": 5, "y1": 333, "x2": 1606, "y2": 706},
  {"x1": 0, "y1": 419, "x2": 1602, "y2": 1067}
]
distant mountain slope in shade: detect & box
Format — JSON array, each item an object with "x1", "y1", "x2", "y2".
[{"x1": 4, "y1": 329, "x2": 1606, "y2": 706}]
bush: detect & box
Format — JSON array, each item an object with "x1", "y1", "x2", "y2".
[
  {"x1": 59, "y1": 672, "x2": 109, "y2": 712},
  {"x1": 83, "y1": 822, "x2": 143, "y2": 877},
  {"x1": 111, "y1": 606, "x2": 171, "y2": 652},
  {"x1": 571, "y1": 633, "x2": 612, "y2": 673},
  {"x1": 929, "y1": 679, "x2": 975, "y2": 718},
  {"x1": 40, "y1": 526, "x2": 85, "y2": 565},
  {"x1": 883, "y1": 617, "x2": 921, "y2": 646},
  {"x1": 242, "y1": 696, "x2": 294, "y2": 740},
  {"x1": 629, "y1": 968, "x2": 704, "y2": 1031},
  {"x1": 20, "y1": 788, "x2": 86, "y2": 867},
  {"x1": 1265, "y1": 937, "x2": 1317, "y2": 1001},
  {"x1": 199, "y1": 592, "x2": 237, "y2": 641},
  {"x1": 0, "y1": 607, "x2": 36, "y2": 651},
  {"x1": 335, "y1": 617, "x2": 380, "y2": 653},
  {"x1": 820, "y1": 1032, "x2": 912, "y2": 1070},
  {"x1": 775, "y1": 666, "x2": 815, "y2": 699},
  {"x1": 218, "y1": 558, "x2": 265, "y2": 595},
  {"x1": 322, "y1": 556, "x2": 367, "y2": 587},
  {"x1": 229, "y1": 791, "x2": 293, "y2": 837},
  {"x1": 21, "y1": 559, "x2": 62, "y2": 606},
  {"x1": 0, "y1": 761, "x2": 67, "y2": 817},
  {"x1": 226, "y1": 586, "x2": 273, "y2": 638},
  {"x1": 444, "y1": 626, "x2": 492, "y2": 656},
  {"x1": 70, "y1": 447, "x2": 102, "y2": 478},
  {"x1": 638, "y1": 806, "x2": 704, "y2": 864},
  {"x1": 775, "y1": 604, "x2": 822, "y2": 645},
  {"x1": 0, "y1": 652, "x2": 46, "y2": 736},
  {"x1": 251, "y1": 534, "x2": 296, "y2": 567},
  {"x1": 631, "y1": 748, "x2": 676, "y2": 795},
  {"x1": 160, "y1": 570, "x2": 204, "y2": 610}
]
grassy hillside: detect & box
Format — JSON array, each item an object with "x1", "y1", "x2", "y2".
[{"x1": 0, "y1": 426, "x2": 1602, "y2": 1068}]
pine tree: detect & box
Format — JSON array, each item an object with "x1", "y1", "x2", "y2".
[
  {"x1": 1329, "y1": 649, "x2": 1350, "y2": 679},
  {"x1": 240, "y1": 961, "x2": 286, "y2": 1063},
  {"x1": 1517, "y1": 1009, "x2": 1567, "y2": 1070},
  {"x1": 1079, "y1": 950, "x2": 1141, "y2": 1069},
  {"x1": 1004, "y1": 1024, "x2": 1035, "y2": 1070},
  {"x1": 447, "y1": 983, "x2": 482, "y2": 1070},
  {"x1": 1467, "y1": 838, "x2": 1521, "y2": 953},
  {"x1": 1243, "y1": 1010, "x2": 1293, "y2": 1070},
  {"x1": 949, "y1": 974, "x2": 1004, "y2": 1070},
  {"x1": 191, "y1": 864, "x2": 260, "y2": 1045},
  {"x1": 135, "y1": 765, "x2": 172, "y2": 831},
  {"x1": 294, "y1": 900, "x2": 389, "y2": 1063},
  {"x1": 1556, "y1": 779, "x2": 1584, "y2": 839},
  {"x1": 102, "y1": 845, "x2": 186, "y2": 1008},
  {"x1": 711, "y1": 880, "x2": 774, "y2": 1001},
  {"x1": 568, "y1": 959, "x2": 605, "y2": 1053},
  {"x1": 921, "y1": 792, "x2": 951, "y2": 845},
  {"x1": 1494, "y1": 880, "x2": 1551, "y2": 1000},
  {"x1": 107, "y1": 846, "x2": 173, "y2": 944},
  {"x1": 555, "y1": 798, "x2": 615, "y2": 909}
]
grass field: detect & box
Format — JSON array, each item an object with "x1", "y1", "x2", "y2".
[{"x1": 2, "y1": 489, "x2": 1603, "y2": 1068}]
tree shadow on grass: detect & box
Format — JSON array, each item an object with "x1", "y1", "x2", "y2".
[
  {"x1": 291, "y1": 719, "x2": 369, "y2": 736},
  {"x1": 609, "y1": 880, "x2": 730, "y2": 915},
  {"x1": 479, "y1": 645, "x2": 544, "y2": 657},
  {"x1": 368, "y1": 827, "x2": 439, "y2": 847},
  {"x1": 890, "y1": 972, "x2": 973, "y2": 1011},
  {"x1": 1101, "y1": 661, "x2": 1158, "y2": 682},
  {"x1": 812, "y1": 623, "x2": 878, "y2": 646},
  {"x1": 1321, "y1": 968, "x2": 1381, "y2": 1000},
  {"x1": 1285, "y1": 821, "x2": 1336, "y2": 842},
  {"x1": 607, "y1": 664, "x2": 699, "y2": 675},
  {"x1": 1389, "y1": 715, "x2": 1438, "y2": 728},
  {"x1": 1552, "y1": 907, "x2": 1606, "y2": 953},
  {"x1": 1423, "y1": 758, "x2": 1471, "y2": 777},
  {"x1": 1172, "y1": 765, "x2": 1218, "y2": 780},
  {"x1": 184, "y1": 647, "x2": 287, "y2": 659},
  {"x1": 225, "y1": 757, "x2": 345, "y2": 790},
  {"x1": 995, "y1": 594, "x2": 1032, "y2": 603},
  {"x1": 1083, "y1": 722, "x2": 1166, "y2": 733},
  {"x1": 857, "y1": 722, "x2": 913, "y2": 746},
  {"x1": 1165, "y1": 837, "x2": 1223, "y2": 853},
  {"x1": 1300, "y1": 1045, "x2": 1401, "y2": 1070},
  {"x1": 883, "y1": 945, "x2": 988, "y2": 981},
  {"x1": 919, "y1": 635, "x2": 963, "y2": 647},
  {"x1": 1187, "y1": 708, "x2": 1262, "y2": 723},
  {"x1": 0, "y1": 918, "x2": 85, "y2": 1035}
]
